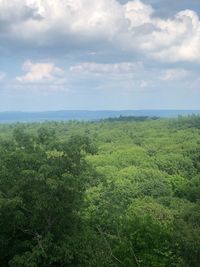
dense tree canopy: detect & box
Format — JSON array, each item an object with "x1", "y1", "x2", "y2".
[{"x1": 0, "y1": 115, "x2": 200, "y2": 266}]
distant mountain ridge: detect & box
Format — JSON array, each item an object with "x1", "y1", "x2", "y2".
[{"x1": 0, "y1": 110, "x2": 200, "y2": 123}]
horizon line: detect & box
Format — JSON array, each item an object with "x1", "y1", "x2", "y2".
[{"x1": 0, "y1": 109, "x2": 200, "y2": 113}]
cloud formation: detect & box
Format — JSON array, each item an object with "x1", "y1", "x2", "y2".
[
  {"x1": 16, "y1": 61, "x2": 64, "y2": 83},
  {"x1": 70, "y1": 62, "x2": 142, "y2": 74},
  {"x1": 0, "y1": 0, "x2": 200, "y2": 63}
]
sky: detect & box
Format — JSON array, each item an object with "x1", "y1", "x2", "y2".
[{"x1": 0, "y1": 0, "x2": 200, "y2": 111}]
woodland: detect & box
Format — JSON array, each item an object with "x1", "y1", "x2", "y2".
[{"x1": 0, "y1": 115, "x2": 200, "y2": 266}]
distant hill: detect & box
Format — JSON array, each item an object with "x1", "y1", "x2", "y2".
[{"x1": 0, "y1": 110, "x2": 200, "y2": 123}]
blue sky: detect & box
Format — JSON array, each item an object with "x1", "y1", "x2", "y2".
[{"x1": 0, "y1": 0, "x2": 200, "y2": 111}]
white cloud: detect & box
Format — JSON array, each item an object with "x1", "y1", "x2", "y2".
[
  {"x1": 1, "y1": 0, "x2": 200, "y2": 63},
  {"x1": 16, "y1": 60, "x2": 64, "y2": 82},
  {"x1": 143, "y1": 10, "x2": 200, "y2": 62},
  {"x1": 68, "y1": 61, "x2": 155, "y2": 93},
  {"x1": 14, "y1": 60, "x2": 69, "y2": 93},
  {"x1": 123, "y1": 0, "x2": 153, "y2": 28},
  {"x1": 69, "y1": 62, "x2": 142, "y2": 74}
]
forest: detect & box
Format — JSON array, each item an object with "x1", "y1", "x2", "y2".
[{"x1": 0, "y1": 115, "x2": 200, "y2": 267}]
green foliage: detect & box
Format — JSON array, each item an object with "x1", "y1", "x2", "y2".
[{"x1": 0, "y1": 116, "x2": 200, "y2": 266}]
